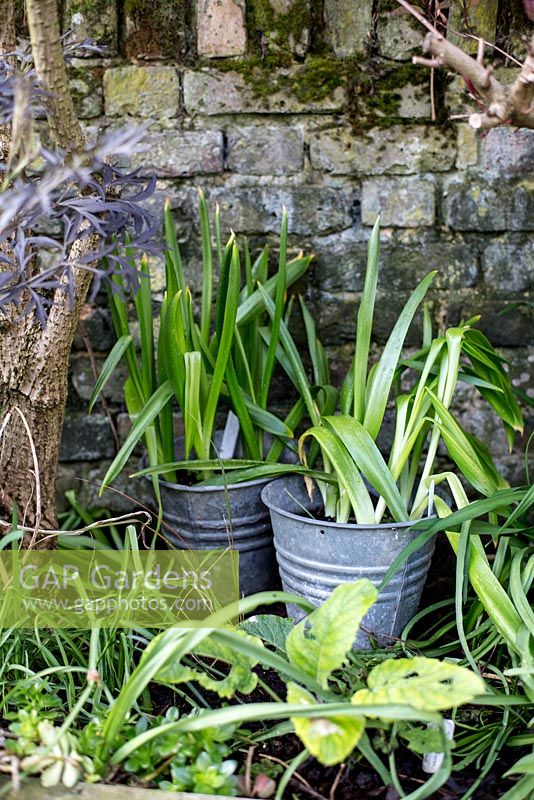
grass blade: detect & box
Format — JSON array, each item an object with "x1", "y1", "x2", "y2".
[{"x1": 354, "y1": 216, "x2": 380, "y2": 422}]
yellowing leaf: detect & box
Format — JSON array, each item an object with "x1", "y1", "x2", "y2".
[
  {"x1": 286, "y1": 580, "x2": 377, "y2": 689},
  {"x1": 352, "y1": 657, "x2": 486, "y2": 713},
  {"x1": 287, "y1": 682, "x2": 364, "y2": 766}
]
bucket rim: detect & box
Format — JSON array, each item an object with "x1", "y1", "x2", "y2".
[
  {"x1": 158, "y1": 473, "x2": 271, "y2": 493},
  {"x1": 261, "y1": 476, "x2": 435, "y2": 532}
]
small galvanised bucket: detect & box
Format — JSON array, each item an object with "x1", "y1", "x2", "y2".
[
  {"x1": 261, "y1": 476, "x2": 436, "y2": 649},
  {"x1": 159, "y1": 473, "x2": 279, "y2": 597}
]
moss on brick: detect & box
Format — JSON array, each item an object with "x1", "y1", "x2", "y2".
[
  {"x1": 246, "y1": 0, "x2": 311, "y2": 55},
  {"x1": 216, "y1": 53, "x2": 346, "y2": 103}
]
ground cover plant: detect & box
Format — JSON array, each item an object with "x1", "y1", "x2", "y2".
[{"x1": 0, "y1": 480, "x2": 532, "y2": 799}]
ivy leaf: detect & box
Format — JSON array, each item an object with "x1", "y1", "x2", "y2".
[
  {"x1": 352, "y1": 657, "x2": 486, "y2": 713},
  {"x1": 153, "y1": 629, "x2": 263, "y2": 698},
  {"x1": 241, "y1": 614, "x2": 294, "y2": 653},
  {"x1": 287, "y1": 682, "x2": 364, "y2": 766},
  {"x1": 286, "y1": 580, "x2": 377, "y2": 689}
]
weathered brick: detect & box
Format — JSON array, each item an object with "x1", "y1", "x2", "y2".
[
  {"x1": 182, "y1": 69, "x2": 345, "y2": 115},
  {"x1": 445, "y1": 181, "x2": 506, "y2": 231},
  {"x1": 396, "y1": 83, "x2": 432, "y2": 119},
  {"x1": 362, "y1": 178, "x2": 435, "y2": 227},
  {"x1": 68, "y1": 67, "x2": 103, "y2": 119},
  {"x1": 205, "y1": 187, "x2": 353, "y2": 235},
  {"x1": 63, "y1": 0, "x2": 117, "y2": 50},
  {"x1": 445, "y1": 180, "x2": 534, "y2": 232},
  {"x1": 227, "y1": 126, "x2": 304, "y2": 175},
  {"x1": 248, "y1": 0, "x2": 311, "y2": 58},
  {"x1": 310, "y1": 126, "x2": 455, "y2": 175},
  {"x1": 447, "y1": 0, "x2": 499, "y2": 54},
  {"x1": 60, "y1": 415, "x2": 116, "y2": 461},
  {"x1": 122, "y1": 1, "x2": 187, "y2": 60},
  {"x1": 309, "y1": 229, "x2": 368, "y2": 293},
  {"x1": 312, "y1": 231, "x2": 477, "y2": 293},
  {"x1": 449, "y1": 293, "x2": 534, "y2": 348},
  {"x1": 482, "y1": 242, "x2": 534, "y2": 291},
  {"x1": 313, "y1": 289, "x2": 425, "y2": 346},
  {"x1": 377, "y1": 11, "x2": 422, "y2": 60},
  {"x1": 197, "y1": 0, "x2": 246, "y2": 57},
  {"x1": 104, "y1": 66, "x2": 180, "y2": 118},
  {"x1": 72, "y1": 307, "x2": 115, "y2": 352},
  {"x1": 324, "y1": 0, "x2": 373, "y2": 57},
  {"x1": 479, "y1": 128, "x2": 534, "y2": 177},
  {"x1": 456, "y1": 124, "x2": 478, "y2": 169},
  {"x1": 70, "y1": 357, "x2": 127, "y2": 404},
  {"x1": 129, "y1": 130, "x2": 223, "y2": 177}
]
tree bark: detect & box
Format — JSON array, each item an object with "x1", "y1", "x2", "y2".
[{"x1": 0, "y1": 0, "x2": 92, "y2": 540}]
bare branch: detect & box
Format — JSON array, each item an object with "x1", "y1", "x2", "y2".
[{"x1": 396, "y1": 0, "x2": 534, "y2": 130}]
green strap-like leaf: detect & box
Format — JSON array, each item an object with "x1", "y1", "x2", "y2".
[
  {"x1": 135, "y1": 257, "x2": 155, "y2": 398},
  {"x1": 353, "y1": 216, "x2": 380, "y2": 422},
  {"x1": 363, "y1": 270, "x2": 436, "y2": 440},
  {"x1": 202, "y1": 243, "x2": 240, "y2": 453},
  {"x1": 236, "y1": 256, "x2": 311, "y2": 326},
  {"x1": 100, "y1": 381, "x2": 174, "y2": 493},
  {"x1": 88, "y1": 334, "x2": 133, "y2": 413},
  {"x1": 259, "y1": 208, "x2": 288, "y2": 409},
  {"x1": 198, "y1": 188, "x2": 214, "y2": 343},
  {"x1": 184, "y1": 351, "x2": 204, "y2": 458},
  {"x1": 298, "y1": 427, "x2": 375, "y2": 524},
  {"x1": 425, "y1": 388, "x2": 503, "y2": 497},
  {"x1": 323, "y1": 416, "x2": 408, "y2": 522}
]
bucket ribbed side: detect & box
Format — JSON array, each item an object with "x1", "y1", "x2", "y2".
[
  {"x1": 262, "y1": 476, "x2": 436, "y2": 648},
  {"x1": 160, "y1": 477, "x2": 278, "y2": 596}
]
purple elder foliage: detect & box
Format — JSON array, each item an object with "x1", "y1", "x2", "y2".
[{"x1": 0, "y1": 53, "x2": 160, "y2": 323}]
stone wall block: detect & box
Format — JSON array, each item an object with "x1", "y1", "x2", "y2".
[
  {"x1": 456, "y1": 124, "x2": 478, "y2": 169},
  {"x1": 362, "y1": 178, "x2": 435, "y2": 227},
  {"x1": 226, "y1": 126, "x2": 304, "y2": 175},
  {"x1": 122, "y1": 0, "x2": 187, "y2": 61},
  {"x1": 68, "y1": 67, "x2": 103, "y2": 119},
  {"x1": 310, "y1": 126, "x2": 456, "y2": 176},
  {"x1": 104, "y1": 66, "x2": 180, "y2": 118},
  {"x1": 247, "y1": 1, "x2": 311, "y2": 58},
  {"x1": 482, "y1": 242, "x2": 534, "y2": 292},
  {"x1": 445, "y1": 180, "x2": 534, "y2": 232},
  {"x1": 63, "y1": 0, "x2": 118, "y2": 51},
  {"x1": 447, "y1": 0, "x2": 499, "y2": 54},
  {"x1": 377, "y1": 11, "x2": 422, "y2": 60},
  {"x1": 479, "y1": 128, "x2": 534, "y2": 178},
  {"x1": 197, "y1": 0, "x2": 246, "y2": 57},
  {"x1": 129, "y1": 131, "x2": 224, "y2": 177},
  {"x1": 70, "y1": 358, "x2": 127, "y2": 404},
  {"x1": 60, "y1": 415, "x2": 116, "y2": 461},
  {"x1": 182, "y1": 69, "x2": 345, "y2": 115},
  {"x1": 200, "y1": 187, "x2": 352, "y2": 235},
  {"x1": 324, "y1": 0, "x2": 373, "y2": 57}
]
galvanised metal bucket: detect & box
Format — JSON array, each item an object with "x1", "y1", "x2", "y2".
[
  {"x1": 261, "y1": 476, "x2": 436, "y2": 649},
  {"x1": 155, "y1": 435, "x2": 280, "y2": 597},
  {"x1": 159, "y1": 475, "x2": 279, "y2": 597}
]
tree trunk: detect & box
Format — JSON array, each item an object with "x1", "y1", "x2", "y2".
[{"x1": 0, "y1": 0, "x2": 91, "y2": 540}]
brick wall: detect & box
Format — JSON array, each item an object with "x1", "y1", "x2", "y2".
[{"x1": 56, "y1": 0, "x2": 534, "y2": 510}]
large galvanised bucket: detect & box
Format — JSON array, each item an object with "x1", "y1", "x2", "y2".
[{"x1": 261, "y1": 476, "x2": 436, "y2": 649}]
